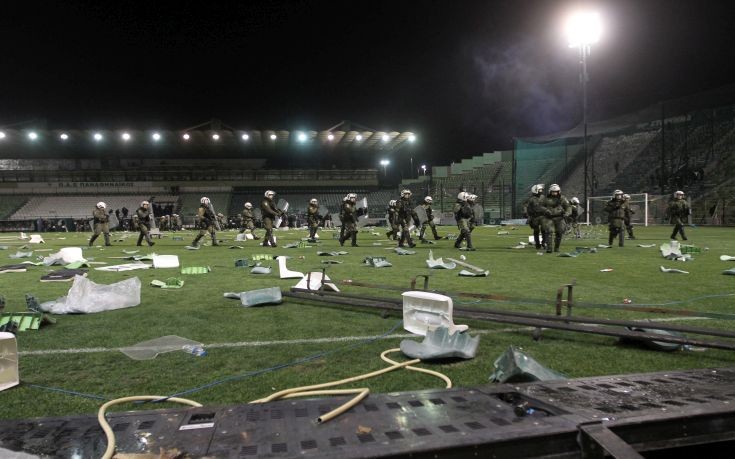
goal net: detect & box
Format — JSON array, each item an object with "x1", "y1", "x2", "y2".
[{"x1": 586, "y1": 193, "x2": 675, "y2": 226}]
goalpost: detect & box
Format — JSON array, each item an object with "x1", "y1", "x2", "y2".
[{"x1": 585, "y1": 193, "x2": 674, "y2": 226}]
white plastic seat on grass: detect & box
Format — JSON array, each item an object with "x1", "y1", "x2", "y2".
[
  {"x1": 152, "y1": 255, "x2": 180, "y2": 269},
  {"x1": 402, "y1": 291, "x2": 468, "y2": 336},
  {"x1": 29, "y1": 234, "x2": 45, "y2": 244},
  {"x1": 0, "y1": 332, "x2": 19, "y2": 392},
  {"x1": 293, "y1": 272, "x2": 339, "y2": 291},
  {"x1": 277, "y1": 256, "x2": 304, "y2": 279}
]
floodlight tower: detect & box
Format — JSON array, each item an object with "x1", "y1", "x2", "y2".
[
  {"x1": 380, "y1": 159, "x2": 390, "y2": 176},
  {"x1": 566, "y1": 11, "x2": 601, "y2": 204}
]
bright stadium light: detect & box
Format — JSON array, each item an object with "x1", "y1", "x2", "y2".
[
  {"x1": 355, "y1": 134, "x2": 363, "y2": 141},
  {"x1": 327, "y1": 133, "x2": 334, "y2": 141},
  {"x1": 380, "y1": 159, "x2": 390, "y2": 176},
  {"x1": 270, "y1": 134, "x2": 277, "y2": 140},
  {"x1": 182, "y1": 133, "x2": 190, "y2": 140},
  {"x1": 93, "y1": 132, "x2": 103, "y2": 142},
  {"x1": 212, "y1": 133, "x2": 220, "y2": 141},
  {"x1": 241, "y1": 133, "x2": 249, "y2": 141},
  {"x1": 27, "y1": 132, "x2": 38, "y2": 141},
  {"x1": 565, "y1": 11, "x2": 601, "y2": 48},
  {"x1": 421, "y1": 164, "x2": 427, "y2": 175},
  {"x1": 382, "y1": 134, "x2": 390, "y2": 142},
  {"x1": 297, "y1": 132, "x2": 307, "y2": 142},
  {"x1": 152, "y1": 132, "x2": 161, "y2": 142},
  {"x1": 59, "y1": 133, "x2": 69, "y2": 141},
  {"x1": 121, "y1": 132, "x2": 131, "y2": 142},
  {"x1": 566, "y1": 10, "x2": 601, "y2": 204},
  {"x1": 0, "y1": 132, "x2": 5, "y2": 139},
  {"x1": 408, "y1": 134, "x2": 416, "y2": 143}
]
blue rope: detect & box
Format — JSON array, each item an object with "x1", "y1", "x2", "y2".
[{"x1": 24, "y1": 383, "x2": 109, "y2": 401}]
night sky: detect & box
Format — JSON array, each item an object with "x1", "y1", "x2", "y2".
[{"x1": 3, "y1": 0, "x2": 735, "y2": 164}]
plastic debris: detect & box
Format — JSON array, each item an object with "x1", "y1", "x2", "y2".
[
  {"x1": 393, "y1": 247, "x2": 416, "y2": 255},
  {"x1": 363, "y1": 256, "x2": 392, "y2": 268},
  {"x1": 152, "y1": 255, "x2": 180, "y2": 269},
  {"x1": 637, "y1": 244, "x2": 656, "y2": 248},
  {"x1": 489, "y1": 346, "x2": 566, "y2": 383},
  {"x1": 8, "y1": 251, "x2": 33, "y2": 259},
  {"x1": 600, "y1": 268, "x2": 613, "y2": 272},
  {"x1": 182, "y1": 344, "x2": 207, "y2": 357},
  {"x1": 317, "y1": 251, "x2": 349, "y2": 256},
  {"x1": 252, "y1": 254, "x2": 275, "y2": 261},
  {"x1": 120, "y1": 335, "x2": 203, "y2": 360},
  {"x1": 320, "y1": 259, "x2": 343, "y2": 264},
  {"x1": 402, "y1": 291, "x2": 468, "y2": 336},
  {"x1": 40, "y1": 276, "x2": 141, "y2": 314},
  {"x1": 721, "y1": 255, "x2": 735, "y2": 261},
  {"x1": 122, "y1": 250, "x2": 139, "y2": 255},
  {"x1": 0, "y1": 332, "x2": 19, "y2": 392},
  {"x1": 294, "y1": 272, "x2": 339, "y2": 291},
  {"x1": 458, "y1": 269, "x2": 489, "y2": 277},
  {"x1": 28, "y1": 235, "x2": 45, "y2": 244},
  {"x1": 723, "y1": 268, "x2": 735, "y2": 275},
  {"x1": 229, "y1": 245, "x2": 244, "y2": 249},
  {"x1": 95, "y1": 262, "x2": 151, "y2": 272},
  {"x1": 40, "y1": 269, "x2": 89, "y2": 282},
  {"x1": 250, "y1": 264, "x2": 272, "y2": 274},
  {"x1": 660, "y1": 265, "x2": 689, "y2": 274},
  {"x1": 277, "y1": 256, "x2": 304, "y2": 278},
  {"x1": 558, "y1": 252, "x2": 580, "y2": 257},
  {"x1": 151, "y1": 278, "x2": 185, "y2": 289},
  {"x1": 224, "y1": 287, "x2": 283, "y2": 307},
  {"x1": 181, "y1": 266, "x2": 211, "y2": 274},
  {"x1": 185, "y1": 245, "x2": 201, "y2": 250},
  {"x1": 619, "y1": 327, "x2": 685, "y2": 352},
  {"x1": 597, "y1": 244, "x2": 612, "y2": 248},
  {"x1": 400, "y1": 326, "x2": 479, "y2": 360},
  {"x1": 0, "y1": 264, "x2": 28, "y2": 274},
  {"x1": 426, "y1": 250, "x2": 456, "y2": 269}
]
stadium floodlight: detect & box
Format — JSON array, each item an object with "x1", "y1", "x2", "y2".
[
  {"x1": 408, "y1": 134, "x2": 416, "y2": 143},
  {"x1": 355, "y1": 134, "x2": 363, "y2": 141},
  {"x1": 241, "y1": 133, "x2": 249, "y2": 141},
  {"x1": 421, "y1": 164, "x2": 427, "y2": 175},
  {"x1": 59, "y1": 133, "x2": 69, "y2": 141},
  {"x1": 566, "y1": 10, "x2": 601, "y2": 204},
  {"x1": 297, "y1": 132, "x2": 307, "y2": 142},
  {"x1": 152, "y1": 132, "x2": 161, "y2": 142},
  {"x1": 121, "y1": 132, "x2": 131, "y2": 142},
  {"x1": 27, "y1": 132, "x2": 38, "y2": 141},
  {"x1": 565, "y1": 11, "x2": 601, "y2": 48},
  {"x1": 93, "y1": 132, "x2": 103, "y2": 142},
  {"x1": 270, "y1": 134, "x2": 277, "y2": 140},
  {"x1": 327, "y1": 133, "x2": 334, "y2": 141},
  {"x1": 380, "y1": 159, "x2": 390, "y2": 176},
  {"x1": 212, "y1": 133, "x2": 220, "y2": 141},
  {"x1": 382, "y1": 134, "x2": 390, "y2": 142},
  {"x1": 0, "y1": 132, "x2": 5, "y2": 139},
  {"x1": 182, "y1": 133, "x2": 190, "y2": 140}
]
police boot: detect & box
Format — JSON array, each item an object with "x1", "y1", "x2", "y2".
[
  {"x1": 554, "y1": 236, "x2": 561, "y2": 252},
  {"x1": 627, "y1": 228, "x2": 635, "y2": 239},
  {"x1": 104, "y1": 233, "x2": 112, "y2": 246},
  {"x1": 533, "y1": 232, "x2": 541, "y2": 250},
  {"x1": 419, "y1": 227, "x2": 427, "y2": 243},
  {"x1": 618, "y1": 231, "x2": 624, "y2": 247},
  {"x1": 351, "y1": 232, "x2": 359, "y2": 247},
  {"x1": 145, "y1": 233, "x2": 155, "y2": 247},
  {"x1": 211, "y1": 233, "x2": 220, "y2": 246},
  {"x1": 192, "y1": 234, "x2": 203, "y2": 247},
  {"x1": 454, "y1": 232, "x2": 464, "y2": 249},
  {"x1": 432, "y1": 227, "x2": 441, "y2": 240},
  {"x1": 544, "y1": 233, "x2": 552, "y2": 253},
  {"x1": 465, "y1": 233, "x2": 476, "y2": 251},
  {"x1": 608, "y1": 233, "x2": 614, "y2": 246},
  {"x1": 137, "y1": 234, "x2": 144, "y2": 246},
  {"x1": 407, "y1": 236, "x2": 416, "y2": 248},
  {"x1": 680, "y1": 228, "x2": 688, "y2": 241},
  {"x1": 88, "y1": 234, "x2": 98, "y2": 247},
  {"x1": 339, "y1": 235, "x2": 345, "y2": 246}
]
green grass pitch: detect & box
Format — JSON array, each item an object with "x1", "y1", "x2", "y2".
[{"x1": 0, "y1": 224, "x2": 734, "y2": 420}]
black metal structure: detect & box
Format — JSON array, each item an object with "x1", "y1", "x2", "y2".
[{"x1": 2, "y1": 366, "x2": 735, "y2": 457}]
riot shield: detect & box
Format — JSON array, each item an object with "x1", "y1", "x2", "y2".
[
  {"x1": 274, "y1": 199, "x2": 289, "y2": 228},
  {"x1": 207, "y1": 201, "x2": 221, "y2": 231},
  {"x1": 413, "y1": 205, "x2": 428, "y2": 225},
  {"x1": 108, "y1": 212, "x2": 120, "y2": 230},
  {"x1": 148, "y1": 199, "x2": 157, "y2": 229},
  {"x1": 331, "y1": 212, "x2": 342, "y2": 227},
  {"x1": 472, "y1": 204, "x2": 484, "y2": 225}
]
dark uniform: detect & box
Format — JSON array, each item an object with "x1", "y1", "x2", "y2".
[
  {"x1": 192, "y1": 200, "x2": 219, "y2": 247},
  {"x1": 419, "y1": 198, "x2": 441, "y2": 241},
  {"x1": 135, "y1": 203, "x2": 155, "y2": 247},
  {"x1": 397, "y1": 191, "x2": 419, "y2": 248},
  {"x1": 260, "y1": 192, "x2": 283, "y2": 247},
  {"x1": 339, "y1": 195, "x2": 359, "y2": 246},
  {"x1": 667, "y1": 192, "x2": 690, "y2": 240},
  {"x1": 88, "y1": 204, "x2": 112, "y2": 247},
  {"x1": 604, "y1": 192, "x2": 625, "y2": 247},
  {"x1": 307, "y1": 200, "x2": 320, "y2": 242},
  {"x1": 525, "y1": 186, "x2": 546, "y2": 249},
  {"x1": 239, "y1": 205, "x2": 260, "y2": 239},
  {"x1": 386, "y1": 201, "x2": 399, "y2": 240},
  {"x1": 541, "y1": 185, "x2": 571, "y2": 253},
  {"x1": 568, "y1": 201, "x2": 582, "y2": 239},
  {"x1": 622, "y1": 195, "x2": 635, "y2": 239},
  {"x1": 454, "y1": 196, "x2": 475, "y2": 250}
]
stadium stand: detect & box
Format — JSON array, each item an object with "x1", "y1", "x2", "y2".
[
  {"x1": 0, "y1": 195, "x2": 30, "y2": 219},
  {"x1": 10, "y1": 195, "x2": 179, "y2": 220}
]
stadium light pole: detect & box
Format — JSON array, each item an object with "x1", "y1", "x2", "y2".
[
  {"x1": 380, "y1": 159, "x2": 390, "y2": 176},
  {"x1": 566, "y1": 11, "x2": 601, "y2": 205}
]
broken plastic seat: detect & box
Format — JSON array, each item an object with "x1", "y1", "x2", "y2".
[
  {"x1": 119, "y1": 335, "x2": 203, "y2": 360},
  {"x1": 489, "y1": 346, "x2": 566, "y2": 383},
  {"x1": 0, "y1": 332, "x2": 19, "y2": 392},
  {"x1": 0, "y1": 264, "x2": 28, "y2": 274},
  {"x1": 235, "y1": 233, "x2": 254, "y2": 241},
  {"x1": 152, "y1": 255, "x2": 180, "y2": 269},
  {"x1": 401, "y1": 291, "x2": 468, "y2": 336},
  {"x1": 250, "y1": 265, "x2": 272, "y2": 274},
  {"x1": 150, "y1": 278, "x2": 185, "y2": 289},
  {"x1": 277, "y1": 256, "x2": 304, "y2": 279},
  {"x1": 293, "y1": 272, "x2": 339, "y2": 291},
  {"x1": 426, "y1": 250, "x2": 456, "y2": 270},
  {"x1": 223, "y1": 287, "x2": 282, "y2": 307},
  {"x1": 28, "y1": 234, "x2": 45, "y2": 244},
  {"x1": 40, "y1": 269, "x2": 88, "y2": 282},
  {"x1": 400, "y1": 326, "x2": 479, "y2": 360},
  {"x1": 721, "y1": 255, "x2": 735, "y2": 261}
]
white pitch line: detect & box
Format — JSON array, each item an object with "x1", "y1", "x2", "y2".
[{"x1": 16, "y1": 316, "x2": 711, "y2": 357}]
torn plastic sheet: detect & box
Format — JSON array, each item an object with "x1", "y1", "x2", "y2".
[
  {"x1": 489, "y1": 346, "x2": 566, "y2": 383},
  {"x1": 660, "y1": 265, "x2": 689, "y2": 274},
  {"x1": 151, "y1": 278, "x2": 185, "y2": 289},
  {"x1": 42, "y1": 247, "x2": 85, "y2": 266},
  {"x1": 8, "y1": 251, "x2": 33, "y2": 259},
  {"x1": 223, "y1": 287, "x2": 282, "y2": 307},
  {"x1": 458, "y1": 269, "x2": 489, "y2": 277},
  {"x1": 619, "y1": 327, "x2": 684, "y2": 352},
  {"x1": 400, "y1": 326, "x2": 479, "y2": 360},
  {"x1": 39, "y1": 276, "x2": 141, "y2": 314},
  {"x1": 120, "y1": 335, "x2": 203, "y2": 360},
  {"x1": 426, "y1": 250, "x2": 456, "y2": 269},
  {"x1": 393, "y1": 247, "x2": 416, "y2": 255}
]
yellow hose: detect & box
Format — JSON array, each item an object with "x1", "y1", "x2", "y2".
[
  {"x1": 381, "y1": 348, "x2": 452, "y2": 388},
  {"x1": 98, "y1": 395, "x2": 202, "y2": 459}
]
